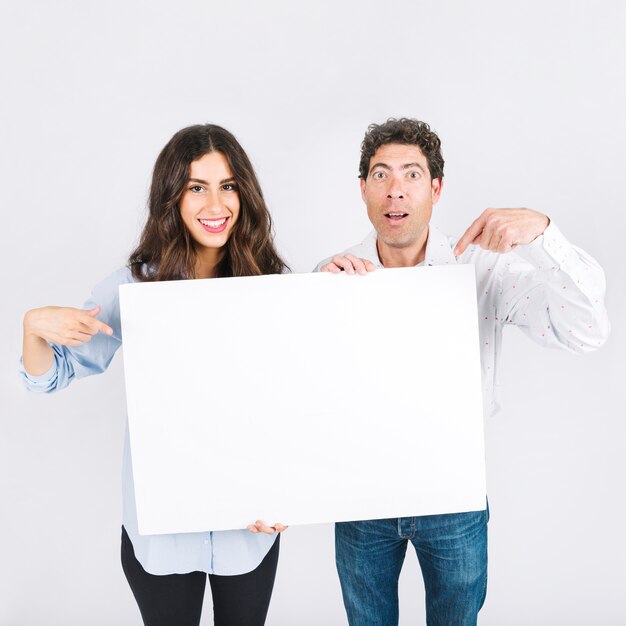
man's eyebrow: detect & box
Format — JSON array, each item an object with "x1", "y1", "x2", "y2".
[
  {"x1": 369, "y1": 162, "x2": 425, "y2": 173},
  {"x1": 369, "y1": 162, "x2": 391, "y2": 172},
  {"x1": 401, "y1": 162, "x2": 425, "y2": 172},
  {"x1": 189, "y1": 177, "x2": 237, "y2": 185}
]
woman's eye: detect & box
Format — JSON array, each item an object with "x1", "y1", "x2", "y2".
[
  {"x1": 190, "y1": 185, "x2": 203, "y2": 193},
  {"x1": 222, "y1": 183, "x2": 237, "y2": 191}
]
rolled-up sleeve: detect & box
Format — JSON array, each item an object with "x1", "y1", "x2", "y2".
[{"x1": 19, "y1": 361, "x2": 59, "y2": 393}]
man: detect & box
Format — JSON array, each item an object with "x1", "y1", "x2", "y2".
[{"x1": 316, "y1": 118, "x2": 609, "y2": 626}]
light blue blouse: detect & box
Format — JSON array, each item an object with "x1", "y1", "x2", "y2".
[{"x1": 20, "y1": 266, "x2": 277, "y2": 576}]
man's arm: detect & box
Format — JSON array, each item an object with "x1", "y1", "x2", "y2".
[
  {"x1": 453, "y1": 207, "x2": 608, "y2": 353},
  {"x1": 461, "y1": 211, "x2": 611, "y2": 353}
]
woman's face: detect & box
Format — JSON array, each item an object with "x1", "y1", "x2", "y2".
[{"x1": 179, "y1": 151, "x2": 240, "y2": 259}]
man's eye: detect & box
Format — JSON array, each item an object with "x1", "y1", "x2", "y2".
[
  {"x1": 373, "y1": 171, "x2": 385, "y2": 179},
  {"x1": 409, "y1": 171, "x2": 421, "y2": 179}
]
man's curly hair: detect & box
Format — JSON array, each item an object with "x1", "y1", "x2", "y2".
[{"x1": 358, "y1": 118, "x2": 445, "y2": 181}]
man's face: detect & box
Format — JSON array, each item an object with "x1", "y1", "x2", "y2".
[{"x1": 360, "y1": 143, "x2": 442, "y2": 250}]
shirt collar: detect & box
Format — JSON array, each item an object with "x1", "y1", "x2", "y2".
[{"x1": 361, "y1": 225, "x2": 458, "y2": 268}]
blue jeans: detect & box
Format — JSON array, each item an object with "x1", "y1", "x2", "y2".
[{"x1": 335, "y1": 508, "x2": 488, "y2": 626}]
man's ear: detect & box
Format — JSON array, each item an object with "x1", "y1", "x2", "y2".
[
  {"x1": 360, "y1": 177, "x2": 367, "y2": 202},
  {"x1": 431, "y1": 177, "x2": 443, "y2": 204}
]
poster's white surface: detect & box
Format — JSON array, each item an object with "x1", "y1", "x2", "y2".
[{"x1": 119, "y1": 266, "x2": 486, "y2": 535}]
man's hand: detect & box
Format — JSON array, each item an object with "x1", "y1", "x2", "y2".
[
  {"x1": 319, "y1": 254, "x2": 376, "y2": 275},
  {"x1": 453, "y1": 208, "x2": 550, "y2": 256}
]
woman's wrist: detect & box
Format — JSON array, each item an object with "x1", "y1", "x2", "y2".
[
  {"x1": 22, "y1": 309, "x2": 55, "y2": 376},
  {"x1": 23, "y1": 308, "x2": 43, "y2": 339}
]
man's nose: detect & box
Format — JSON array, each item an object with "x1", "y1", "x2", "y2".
[{"x1": 386, "y1": 178, "x2": 405, "y2": 199}]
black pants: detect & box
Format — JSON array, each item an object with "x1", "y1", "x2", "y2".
[{"x1": 121, "y1": 526, "x2": 280, "y2": 626}]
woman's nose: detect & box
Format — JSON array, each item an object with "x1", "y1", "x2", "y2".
[{"x1": 203, "y1": 190, "x2": 223, "y2": 212}]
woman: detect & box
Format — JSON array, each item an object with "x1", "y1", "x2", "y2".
[{"x1": 20, "y1": 124, "x2": 289, "y2": 626}]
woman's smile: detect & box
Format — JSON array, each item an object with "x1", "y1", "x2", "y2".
[{"x1": 198, "y1": 216, "x2": 230, "y2": 233}]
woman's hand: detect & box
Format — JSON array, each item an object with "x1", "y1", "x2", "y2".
[
  {"x1": 246, "y1": 520, "x2": 288, "y2": 535},
  {"x1": 22, "y1": 305, "x2": 113, "y2": 376},
  {"x1": 24, "y1": 305, "x2": 113, "y2": 346}
]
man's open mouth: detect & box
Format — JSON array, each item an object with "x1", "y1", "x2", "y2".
[{"x1": 385, "y1": 212, "x2": 409, "y2": 221}]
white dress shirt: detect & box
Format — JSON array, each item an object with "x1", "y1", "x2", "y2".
[{"x1": 315, "y1": 222, "x2": 610, "y2": 417}]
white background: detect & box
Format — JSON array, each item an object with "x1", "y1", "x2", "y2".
[{"x1": 1, "y1": 1, "x2": 624, "y2": 624}]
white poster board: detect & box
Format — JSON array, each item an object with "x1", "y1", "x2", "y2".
[{"x1": 119, "y1": 266, "x2": 486, "y2": 535}]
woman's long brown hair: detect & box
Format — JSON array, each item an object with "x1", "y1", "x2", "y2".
[{"x1": 129, "y1": 124, "x2": 288, "y2": 281}]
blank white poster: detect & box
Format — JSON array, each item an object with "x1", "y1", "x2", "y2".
[{"x1": 119, "y1": 265, "x2": 486, "y2": 535}]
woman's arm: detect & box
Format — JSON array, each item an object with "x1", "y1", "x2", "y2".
[
  {"x1": 20, "y1": 268, "x2": 131, "y2": 391},
  {"x1": 22, "y1": 305, "x2": 113, "y2": 376}
]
